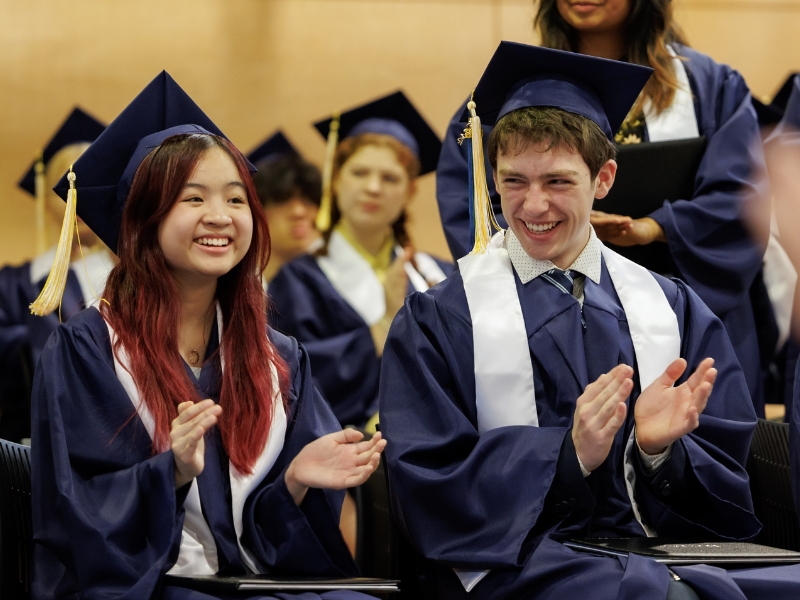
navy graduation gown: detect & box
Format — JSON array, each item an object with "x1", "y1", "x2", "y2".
[
  {"x1": 268, "y1": 254, "x2": 453, "y2": 428},
  {"x1": 0, "y1": 262, "x2": 83, "y2": 442},
  {"x1": 377, "y1": 262, "x2": 800, "y2": 599},
  {"x1": 435, "y1": 44, "x2": 767, "y2": 416},
  {"x1": 32, "y1": 307, "x2": 369, "y2": 600}
]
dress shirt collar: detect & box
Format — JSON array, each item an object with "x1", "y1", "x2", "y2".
[{"x1": 505, "y1": 226, "x2": 603, "y2": 285}]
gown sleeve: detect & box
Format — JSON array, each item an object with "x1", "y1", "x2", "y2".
[
  {"x1": 240, "y1": 332, "x2": 359, "y2": 577},
  {"x1": 31, "y1": 310, "x2": 188, "y2": 600},
  {"x1": 631, "y1": 279, "x2": 761, "y2": 540},
  {"x1": 435, "y1": 99, "x2": 506, "y2": 262},
  {"x1": 269, "y1": 260, "x2": 380, "y2": 427},
  {"x1": 647, "y1": 51, "x2": 767, "y2": 318},
  {"x1": 378, "y1": 285, "x2": 588, "y2": 569}
]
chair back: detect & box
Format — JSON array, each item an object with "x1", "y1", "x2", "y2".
[
  {"x1": 0, "y1": 439, "x2": 32, "y2": 599},
  {"x1": 747, "y1": 418, "x2": 800, "y2": 551}
]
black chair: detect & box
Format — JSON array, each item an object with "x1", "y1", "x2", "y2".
[
  {"x1": 0, "y1": 439, "x2": 32, "y2": 599},
  {"x1": 747, "y1": 418, "x2": 800, "y2": 551}
]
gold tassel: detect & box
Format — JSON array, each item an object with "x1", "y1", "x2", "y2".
[
  {"x1": 34, "y1": 151, "x2": 47, "y2": 255},
  {"x1": 29, "y1": 166, "x2": 77, "y2": 317},
  {"x1": 315, "y1": 112, "x2": 340, "y2": 232},
  {"x1": 466, "y1": 99, "x2": 496, "y2": 255}
]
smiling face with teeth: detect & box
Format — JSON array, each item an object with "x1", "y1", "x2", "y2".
[
  {"x1": 158, "y1": 147, "x2": 253, "y2": 286},
  {"x1": 494, "y1": 141, "x2": 616, "y2": 269}
]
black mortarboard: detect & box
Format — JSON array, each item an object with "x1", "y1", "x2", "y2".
[
  {"x1": 313, "y1": 91, "x2": 441, "y2": 176},
  {"x1": 772, "y1": 73, "x2": 799, "y2": 112},
  {"x1": 18, "y1": 107, "x2": 106, "y2": 197},
  {"x1": 53, "y1": 71, "x2": 250, "y2": 254},
  {"x1": 247, "y1": 130, "x2": 300, "y2": 165},
  {"x1": 461, "y1": 42, "x2": 653, "y2": 140}
]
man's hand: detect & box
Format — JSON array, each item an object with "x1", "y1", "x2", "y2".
[
  {"x1": 635, "y1": 358, "x2": 716, "y2": 455},
  {"x1": 592, "y1": 211, "x2": 665, "y2": 246},
  {"x1": 171, "y1": 399, "x2": 222, "y2": 489},
  {"x1": 285, "y1": 429, "x2": 387, "y2": 505},
  {"x1": 573, "y1": 364, "x2": 634, "y2": 473}
]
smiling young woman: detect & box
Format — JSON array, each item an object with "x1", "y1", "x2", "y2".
[{"x1": 31, "y1": 73, "x2": 385, "y2": 600}]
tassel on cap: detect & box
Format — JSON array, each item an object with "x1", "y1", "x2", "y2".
[
  {"x1": 459, "y1": 94, "x2": 502, "y2": 255},
  {"x1": 34, "y1": 150, "x2": 47, "y2": 255},
  {"x1": 315, "y1": 112, "x2": 340, "y2": 232},
  {"x1": 29, "y1": 166, "x2": 78, "y2": 317}
]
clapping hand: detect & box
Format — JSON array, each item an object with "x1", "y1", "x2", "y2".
[
  {"x1": 634, "y1": 358, "x2": 717, "y2": 455},
  {"x1": 591, "y1": 211, "x2": 665, "y2": 246},
  {"x1": 171, "y1": 399, "x2": 223, "y2": 489},
  {"x1": 285, "y1": 429, "x2": 387, "y2": 505}
]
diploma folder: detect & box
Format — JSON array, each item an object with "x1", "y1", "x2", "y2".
[
  {"x1": 164, "y1": 574, "x2": 400, "y2": 594},
  {"x1": 596, "y1": 137, "x2": 707, "y2": 276},
  {"x1": 564, "y1": 537, "x2": 800, "y2": 567}
]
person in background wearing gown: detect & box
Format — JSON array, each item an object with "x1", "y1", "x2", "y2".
[
  {"x1": 0, "y1": 107, "x2": 113, "y2": 443},
  {"x1": 381, "y1": 43, "x2": 800, "y2": 599},
  {"x1": 253, "y1": 153, "x2": 322, "y2": 283},
  {"x1": 269, "y1": 92, "x2": 452, "y2": 430},
  {"x1": 31, "y1": 72, "x2": 385, "y2": 600},
  {"x1": 436, "y1": 0, "x2": 769, "y2": 416}
]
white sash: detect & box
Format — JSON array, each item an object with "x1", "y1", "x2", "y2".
[
  {"x1": 643, "y1": 46, "x2": 700, "y2": 142},
  {"x1": 104, "y1": 303, "x2": 287, "y2": 574},
  {"x1": 316, "y1": 230, "x2": 445, "y2": 326},
  {"x1": 455, "y1": 231, "x2": 680, "y2": 591}
]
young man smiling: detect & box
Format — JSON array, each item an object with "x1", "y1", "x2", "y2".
[{"x1": 378, "y1": 43, "x2": 800, "y2": 599}]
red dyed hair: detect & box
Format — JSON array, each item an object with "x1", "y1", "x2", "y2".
[{"x1": 101, "y1": 133, "x2": 288, "y2": 474}]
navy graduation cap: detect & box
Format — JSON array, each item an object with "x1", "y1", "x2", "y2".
[
  {"x1": 53, "y1": 71, "x2": 249, "y2": 255},
  {"x1": 462, "y1": 42, "x2": 653, "y2": 140},
  {"x1": 18, "y1": 107, "x2": 106, "y2": 197},
  {"x1": 313, "y1": 91, "x2": 441, "y2": 176},
  {"x1": 247, "y1": 130, "x2": 299, "y2": 165}
]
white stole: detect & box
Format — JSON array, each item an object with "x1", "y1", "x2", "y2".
[
  {"x1": 104, "y1": 303, "x2": 287, "y2": 575},
  {"x1": 315, "y1": 230, "x2": 447, "y2": 326},
  {"x1": 643, "y1": 46, "x2": 700, "y2": 142},
  {"x1": 454, "y1": 231, "x2": 681, "y2": 592}
]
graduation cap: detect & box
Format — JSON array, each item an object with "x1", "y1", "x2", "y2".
[
  {"x1": 247, "y1": 130, "x2": 300, "y2": 166},
  {"x1": 313, "y1": 91, "x2": 441, "y2": 177},
  {"x1": 18, "y1": 107, "x2": 106, "y2": 197},
  {"x1": 767, "y1": 75, "x2": 800, "y2": 144},
  {"x1": 32, "y1": 71, "x2": 243, "y2": 317},
  {"x1": 462, "y1": 42, "x2": 653, "y2": 139},
  {"x1": 460, "y1": 42, "x2": 652, "y2": 255}
]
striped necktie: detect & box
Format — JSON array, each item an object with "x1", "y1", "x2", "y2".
[{"x1": 541, "y1": 269, "x2": 585, "y2": 331}]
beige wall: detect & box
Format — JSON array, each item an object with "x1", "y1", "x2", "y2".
[{"x1": 1, "y1": 0, "x2": 798, "y2": 266}]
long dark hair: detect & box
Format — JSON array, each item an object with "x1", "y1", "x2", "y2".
[
  {"x1": 534, "y1": 0, "x2": 689, "y2": 114},
  {"x1": 101, "y1": 133, "x2": 289, "y2": 474}
]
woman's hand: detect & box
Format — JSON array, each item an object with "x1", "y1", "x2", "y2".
[
  {"x1": 384, "y1": 248, "x2": 412, "y2": 320},
  {"x1": 171, "y1": 399, "x2": 222, "y2": 489},
  {"x1": 285, "y1": 429, "x2": 387, "y2": 505},
  {"x1": 371, "y1": 248, "x2": 412, "y2": 357},
  {"x1": 592, "y1": 212, "x2": 666, "y2": 246},
  {"x1": 635, "y1": 358, "x2": 716, "y2": 455}
]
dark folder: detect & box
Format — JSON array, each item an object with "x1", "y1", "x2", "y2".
[
  {"x1": 564, "y1": 537, "x2": 800, "y2": 567},
  {"x1": 164, "y1": 574, "x2": 401, "y2": 594},
  {"x1": 595, "y1": 137, "x2": 707, "y2": 276}
]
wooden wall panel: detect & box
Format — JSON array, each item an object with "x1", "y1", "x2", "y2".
[{"x1": 0, "y1": 0, "x2": 798, "y2": 266}]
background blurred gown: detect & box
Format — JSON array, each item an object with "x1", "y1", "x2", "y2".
[
  {"x1": 32, "y1": 307, "x2": 371, "y2": 600},
  {"x1": 268, "y1": 233, "x2": 452, "y2": 427},
  {"x1": 435, "y1": 43, "x2": 767, "y2": 416},
  {"x1": 0, "y1": 247, "x2": 112, "y2": 442},
  {"x1": 378, "y1": 260, "x2": 800, "y2": 599}
]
